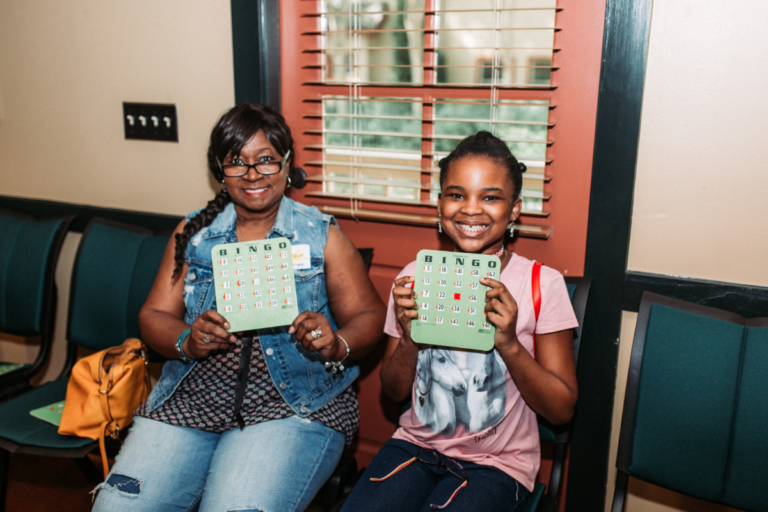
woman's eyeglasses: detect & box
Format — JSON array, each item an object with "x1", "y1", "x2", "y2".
[
  {"x1": 218, "y1": 150, "x2": 291, "y2": 177},
  {"x1": 369, "y1": 449, "x2": 468, "y2": 509}
]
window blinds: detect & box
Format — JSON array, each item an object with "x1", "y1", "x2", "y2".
[{"x1": 300, "y1": 0, "x2": 560, "y2": 239}]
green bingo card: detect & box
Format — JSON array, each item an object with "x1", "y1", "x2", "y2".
[
  {"x1": 211, "y1": 238, "x2": 299, "y2": 333},
  {"x1": 411, "y1": 250, "x2": 500, "y2": 351}
]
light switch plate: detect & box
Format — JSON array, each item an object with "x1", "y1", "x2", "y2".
[{"x1": 123, "y1": 102, "x2": 178, "y2": 142}]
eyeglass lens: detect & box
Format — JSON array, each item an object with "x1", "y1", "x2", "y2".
[{"x1": 444, "y1": 460, "x2": 466, "y2": 481}]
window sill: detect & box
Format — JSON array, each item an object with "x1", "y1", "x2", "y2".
[{"x1": 315, "y1": 205, "x2": 552, "y2": 239}]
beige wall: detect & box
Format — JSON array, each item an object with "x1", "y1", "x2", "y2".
[
  {"x1": 627, "y1": 0, "x2": 768, "y2": 287},
  {"x1": 0, "y1": 0, "x2": 235, "y2": 216},
  {"x1": 0, "y1": 0, "x2": 235, "y2": 376},
  {"x1": 607, "y1": 0, "x2": 768, "y2": 510}
]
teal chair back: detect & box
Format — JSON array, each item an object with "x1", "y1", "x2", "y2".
[
  {"x1": 522, "y1": 276, "x2": 591, "y2": 512},
  {"x1": 0, "y1": 211, "x2": 71, "y2": 336},
  {"x1": 0, "y1": 210, "x2": 72, "y2": 396},
  {"x1": 66, "y1": 219, "x2": 167, "y2": 353},
  {"x1": 612, "y1": 292, "x2": 768, "y2": 512}
]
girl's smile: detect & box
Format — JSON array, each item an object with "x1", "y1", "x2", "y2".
[{"x1": 438, "y1": 155, "x2": 522, "y2": 255}]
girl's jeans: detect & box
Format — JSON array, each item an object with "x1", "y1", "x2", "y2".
[{"x1": 341, "y1": 439, "x2": 530, "y2": 512}]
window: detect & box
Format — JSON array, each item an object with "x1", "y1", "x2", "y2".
[
  {"x1": 529, "y1": 58, "x2": 553, "y2": 85},
  {"x1": 297, "y1": 0, "x2": 561, "y2": 239}
]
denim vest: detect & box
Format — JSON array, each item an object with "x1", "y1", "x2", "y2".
[{"x1": 144, "y1": 196, "x2": 359, "y2": 417}]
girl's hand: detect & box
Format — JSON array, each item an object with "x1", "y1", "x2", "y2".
[
  {"x1": 392, "y1": 276, "x2": 418, "y2": 341},
  {"x1": 481, "y1": 277, "x2": 521, "y2": 354},
  {"x1": 186, "y1": 309, "x2": 237, "y2": 359},
  {"x1": 289, "y1": 311, "x2": 340, "y2": 360}
]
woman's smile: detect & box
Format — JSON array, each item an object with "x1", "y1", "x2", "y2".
[{"x1": 241, "y1": 185, "x2": 269, "y2": 196}]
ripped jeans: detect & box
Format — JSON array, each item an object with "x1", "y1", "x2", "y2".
[{"x1": 91, "y1": 415, "x2": 344, "y2": 512}]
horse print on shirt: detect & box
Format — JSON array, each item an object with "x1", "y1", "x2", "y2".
[{"x1": 414, "y1": 348, "x2": 507, "y2": 436}]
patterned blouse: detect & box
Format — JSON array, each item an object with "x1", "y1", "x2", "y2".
[{"x1": 137, "y1": 335, "x2": 358, "y2": 446}]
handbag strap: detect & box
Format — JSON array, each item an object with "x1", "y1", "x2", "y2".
[
  {"x1": 531, "y1": 262, "x2": 542, "y2": 358},
  {"x1": 99, "y1": 421, "x2": 112, "y2": 478},
  {"x1": 96, "y1": 344, "x2": 144, "y2": 479}
]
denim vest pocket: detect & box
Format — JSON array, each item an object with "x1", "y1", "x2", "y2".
[
  {"x1": 294, "y1": 258, "x2": 325, "y2": 280},
  {"x1": 183, "y1": 263, "x2": 213, "y2": 321},
  {"x1": 293, "y1": 258, "x2": 325, "y2": 313}
]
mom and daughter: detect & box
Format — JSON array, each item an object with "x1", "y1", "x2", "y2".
[{"x1": 92, "y1": 103, "x2": 578, "y2": 512}]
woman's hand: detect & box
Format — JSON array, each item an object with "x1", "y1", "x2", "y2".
[
  {"x1": 481, "y1": 277, "x2": 522, "y2": 355},
  {"x1": 185, "y1": 309, "x2": 238, "y2": 359},
  {"x1": 392, "y1": 276, "x2": 418, "y2": 341},
  {"x1": 289, "y1": 311, "x2": 340, "y2": 360}
]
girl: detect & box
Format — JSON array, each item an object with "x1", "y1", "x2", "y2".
[{"x1": 341, "y1": 131, "x2": 579, "y2": 511}]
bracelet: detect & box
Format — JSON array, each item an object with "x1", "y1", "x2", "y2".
[
  {"x1": 175, "y1": 328, "x2": 195, "y2": 363},
  {"x1": 324, "y1": 334, "x2": 350, "y2": 374}
]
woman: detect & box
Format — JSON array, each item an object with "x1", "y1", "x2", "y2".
[
  {"x1": 92, "y1": 103, "x2": 386, "y2": 512},
  {"x1": 341, "y1": 132, "x2": 578, "y2": 511}
]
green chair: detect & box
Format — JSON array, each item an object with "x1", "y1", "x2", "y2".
[
  {"x1": 519, "y1": 276, "x2": 591, "y2": 512},
  {"x1": 0, "y1": 218, "x2": 168, "y2": 511},
  {"x1": 611, "y1": 292, "x2": 768, "y2": 512},
  {"x1": 330, "y1": 276, "x2": 591, "y2": 512},
  {"x1": 0, "y1": 210, "x2": 73, "y2": 402}
]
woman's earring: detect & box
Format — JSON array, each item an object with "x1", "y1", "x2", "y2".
[
  {"x1": 221, "y1": 179, "x2": 227, "y2": 193},
  {"x1": 508, "y1": 221, "x2": 515, "y2": 236},
  {"x1": 286, "y1": 175, "x2": 292, "y2": 188},
  {"x1": 438, "y1": 217, "x2": 442, "y2": 233}
]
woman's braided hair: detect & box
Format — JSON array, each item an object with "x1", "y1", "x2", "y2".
[
  {"x1": 171, "y1": 103, "x2": 306, "y2": 280},
  {"x1": 438, "y1": 131, "x2": 526, "y2": 199}
]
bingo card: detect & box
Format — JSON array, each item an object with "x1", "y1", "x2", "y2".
[
  {"x1": 411, "y1": 250, "x2": 500, "y2": 351},
  {"x1": 211, "y1": 238, "x2": 298, "y2": 332},
  {"x1": 30, "y1": 401, "x2": 65, "y2": 427}
]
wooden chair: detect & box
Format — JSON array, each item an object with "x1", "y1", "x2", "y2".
[{"x1": 611, "y1": 292, "x2": 768, "y2": 512}]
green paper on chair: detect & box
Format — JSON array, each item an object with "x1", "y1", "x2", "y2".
[
  {"x1": 411, "y1": 250, "x2": 499, "y2": 351},
  {"x1": 30, "y1": 401, "x2": 65, "y2": 426},
  {"x1": 211, "y1": 238, "x2": 299, "y2": 333},
  {"x1": 0, "y1": 363, "x2": 24, "y2": 376}
]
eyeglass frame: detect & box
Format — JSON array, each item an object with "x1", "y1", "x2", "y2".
[
  {"x1": 217, "y1": 149, "x2": 291, "y2": 177},
  {"x1": 415, "y1": 449, "x2": 466, "y2": 481}
]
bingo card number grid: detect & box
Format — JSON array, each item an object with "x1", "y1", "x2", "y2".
[
  {"x1": 211, "y1": 238, "x2": 298, "y2": 332},
  {"x1": 411, "y1": 250, "x2": 500, "y2": 351}
]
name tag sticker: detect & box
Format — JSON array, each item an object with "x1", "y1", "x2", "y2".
[{"x1": 292, "y1": 244, "x2": 311, "y2": 269}]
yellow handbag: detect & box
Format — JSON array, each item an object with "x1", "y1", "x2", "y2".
[{"x1": 58, "y1": 338, "x2": 151, "y2": 477}]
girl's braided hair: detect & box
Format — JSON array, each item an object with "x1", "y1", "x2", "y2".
[
  {"x1": 438, "y1": 131, "x2": 526, "y2": 199},
  {"x1": 172, "y1": 103, "x2": 306, "y2": 280}
]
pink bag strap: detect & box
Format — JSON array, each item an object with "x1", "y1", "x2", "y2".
[{"x1": 531, "y1": 262, "x2": 542, "y2": 358}]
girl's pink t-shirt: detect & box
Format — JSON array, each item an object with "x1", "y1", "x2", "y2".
[{"x1": 383, "y1": 253, "x2": 578, "y2": 491}]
